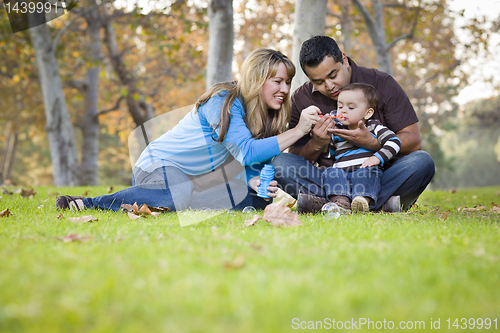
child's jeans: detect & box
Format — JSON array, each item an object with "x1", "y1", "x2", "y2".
[{"x1": 321, "y1": 166, "x2": 383, "y2": 209}]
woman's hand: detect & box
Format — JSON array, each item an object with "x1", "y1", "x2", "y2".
[
  {"x1": 248, "y1": 176, "x2": 279, "y2": 200},
  {"x1": 296, "y1": 106, "x2": 321, "y2": 135}
]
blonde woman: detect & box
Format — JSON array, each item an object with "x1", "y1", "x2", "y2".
[{"x1": 57, "y1": 49, "x2": 320, "y2": 211}]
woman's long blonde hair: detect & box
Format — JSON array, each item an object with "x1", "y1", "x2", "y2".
[{"x1": 195, "y1": 49, "x2": 295, "y2": 142}]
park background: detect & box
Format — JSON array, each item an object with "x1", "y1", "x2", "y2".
[{"x1": 0, "y1": 0, "x2": 499, "y2": 189}]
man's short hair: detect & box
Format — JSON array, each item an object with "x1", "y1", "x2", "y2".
[
  {"x1": 299, "y1": 35, "x2": 343, "y2": 74},
  {"x1": 340, "y1": 83, "x2": 379, "y2": 111}
]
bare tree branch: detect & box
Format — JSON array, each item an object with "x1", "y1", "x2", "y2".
[
  {"x1": 52, "y1": 3, "x2": 101, "y2": 51},
  {"x1": 65, "y1": 78, "x2": 89, "y2": 91},
  {"x1": 95, "y1": 95, "x2": 125, "y2": 118},
  {"x1": 385, "y1": 5, "x2": 421, "y2": 51},
  {"x1": 351, "y1": 0, "x2": 381, "y2": 44},
  {"x1": 327, "y1": 8, "x2": 341, "y2": 19}
]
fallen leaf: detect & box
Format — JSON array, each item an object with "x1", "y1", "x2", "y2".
[
  {"x1": 224, "y1": 255, "x2": 245, "y2": 269},
  {"x1": 448, "y1": 189, "x2": 457, "y2": 193},
  {"x1": 122, "y1": 202, "x2": 167, "y2": 218},
  {"x1": 1, "y1": 188, "x2": 13, "y2": 195},
  {"x1": 55, "y1": 214, "x2": 65, "y2": 220},
  {"x1": 491, "y1": 206, "x2": 500, "y2": 213},
  {"x1": 138, "y1": 204, "x2": 152, "y2": 215},
  {"x1": 57, "y1": 233, "x2": 95, "y2": 243},
  {"x1": 127, "y1": 212, "x2": 142, "y2": 220},
  {"x1": 67, "y1": 215, "x2": 98, "y2": 223},
  {"x1": 441, "y1": 210, "x2": 450, "y2": 220},
  {"x1": 20, "y1": 188, "x2": 37, "y2": 198},
  {"x1": 462, "y1": 205, "x2": 487, "y2": 212},
  {"x1": 107, "y1": 186, "x2": 114, "y2": 193},
  {"x1": 0, "y1": 209, "x2": 13, "y2": 217},
  {"x1": 263, "y1": 200, "x2": 302, "y2": 227},
  {"x1": 244, "y1": 214, "x2": 263, "y2": 226}
]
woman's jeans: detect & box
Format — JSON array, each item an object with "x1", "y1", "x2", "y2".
[
  {"x1": 272, "y1": 151, "x2": 435, "y2": 211},
  {"x1": 82, "y1": 166, "x2": 269, "y2": 211}
]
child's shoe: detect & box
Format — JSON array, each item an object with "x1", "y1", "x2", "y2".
[{"x1": 351, "y1": 196, "x2": 370, "y2": 213}]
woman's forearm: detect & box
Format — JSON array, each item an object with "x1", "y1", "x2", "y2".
[{"x1": 276, "y1": 127, "x2": 307, "y2": 152}]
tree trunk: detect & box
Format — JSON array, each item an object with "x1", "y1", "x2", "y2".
[
  {"x1": 29, "y1": 12, "x2": 79, "y2": 186},
  {"x1": 351, "y1": 0, "x2": 393, "y2": 75},
  {"x1": 340, "y1": 0, "x2": 353, "y2": 53},
  {"x1": 206, "y1": 0, "x2": 234, "y2": 90},
  {"x1": 0, "y1": 122, "x2": 18, "y2": 185},
  {"x1": 291, "y1": 0, "x2": 328, "y2": 92},
  {"x1": 103, "y1": 10, "x2": 153, "y2": 127},
  {"x1": 79, "y1": 2, "x2": 101, "y2": 186}
]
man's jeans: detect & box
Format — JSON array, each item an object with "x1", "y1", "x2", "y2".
[
  {"x1": 82, "y1": 166, "x2": 268, "y2": 211},
  {"x1": 272, "y1": 151, "x2": 435, "y2": 211}
]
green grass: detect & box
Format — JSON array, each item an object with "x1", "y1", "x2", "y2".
[{"x1": 1, "y1": 186, "x2": 499, "y2": 332}]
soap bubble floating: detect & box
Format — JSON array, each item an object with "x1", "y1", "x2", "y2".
[
  {"x1": 242, "y1": 206, "x2": 257, "y2": 214},
  {"x1": 321, "y1": 202, "x2": 349, "y2": 219}
]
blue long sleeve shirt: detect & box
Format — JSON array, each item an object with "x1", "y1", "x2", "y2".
[{"x1": 134, "y1": 92, "x2": 281, "y2": 184}]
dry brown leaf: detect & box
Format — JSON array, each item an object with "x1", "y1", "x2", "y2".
[
  {"x1": 67, "y1": 215, "x2": 98, "y2": 223},
  {"x1": 448, "y1": 189, "x2": 457, "y2": 193},
  {"x1": 57, "y1": 233, "x2": 95, "y2": 243},
  {"x1": 138, "y1": 204, "x2": 152, "y2": 215},
  {"x1": 244, "y1": 214, "x2": 263, "y2": 227},
  {"x1": 263, "y1": 200, "x2": 302, "y2": 227},
  {"x1": 441, "y1": 210, "x2": 450, "y2": 220},
  {"x1": 122, "y1": 202, "x2": 166, "y2": 217},
  {"x1": 20, "y1": 188, "x2": 37, "y2": 198},
  {"x1": 1, "y1": 188, "x2": 13, "y2": 195},
  {"x1": 107, "y1": 186, "x2": 114, "y2": 193},
  {"x1": 127, "y1": 212, "x2": 142, "y2": 220},
  {"x1": 224, "y1": 255, "x2": 245, "y2": 269},
  {"x1": 55, "y1": 214, "x2": 65, "y2": 220},
  {"x1": 491, "y1": 206, "x2": 500, "y2": 213},
  {"x1": 462, "y1": 205, "x2": 487, "y2": 212},
  {"x1": 0, "y1": 209, "x2": 13, "y2": 217}
]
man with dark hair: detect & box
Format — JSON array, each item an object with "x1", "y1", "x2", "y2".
[{"x1": 272, "y1": 35, "x2": 435, "y2": 213}]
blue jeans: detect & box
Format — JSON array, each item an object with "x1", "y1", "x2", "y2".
[
  {"x1": 271, "y1": 151, "x2": 435, "y2": 211},
  {"x1": 82, "y1": 166, "x2": 269, "y2": 211},
  {"x1": 323, "y1": 167, "x2": 383, "y2": 209}
]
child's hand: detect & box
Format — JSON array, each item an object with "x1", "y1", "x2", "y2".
[{"x1": 360, "y1": 156, "x2": 381, "y2": 168}]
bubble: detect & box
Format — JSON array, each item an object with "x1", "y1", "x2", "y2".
[
  {"x1": 321, "y1": 202, "x2": 348, "y2": 219},
  {"x1": 242, "y1": 206, "x2": 257, "y2": 214}
]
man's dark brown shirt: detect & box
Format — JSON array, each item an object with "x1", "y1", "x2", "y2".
[{"x1": 289, "y1": 57, "x2": 419, "y2": 168}]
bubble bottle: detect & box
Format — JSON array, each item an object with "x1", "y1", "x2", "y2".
[{"x1": 257, "y1": 164, "x2": 275, "y2": 199}]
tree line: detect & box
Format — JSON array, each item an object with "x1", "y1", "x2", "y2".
[{"x1": 0, "y1": 0, "x2": 497, "y2": 187}]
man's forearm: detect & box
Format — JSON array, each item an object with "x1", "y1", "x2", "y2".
[
  {"x1": 397, "y1": 132, "x2": 421, "y2": 155},
  {"x1": 396, "y1": 124, "x2": 422, "y2": 155}
]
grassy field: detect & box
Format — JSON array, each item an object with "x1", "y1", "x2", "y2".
[{"x1": 1, "y1": 186, "x2": 499, "y2": 332}]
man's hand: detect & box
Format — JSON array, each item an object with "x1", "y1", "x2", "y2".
[
  {"x1": 330, "y1": 120, "x2": 381, "y2": 151},
  {"x1": 360, "y1": 156, "x2": 381, "y2": 168},
  {"x1": 310, "y1": 114, "x2": 335, "y2": 148}
]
